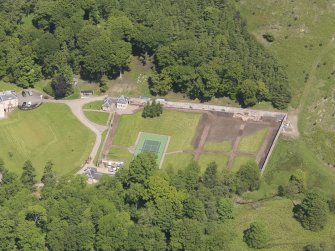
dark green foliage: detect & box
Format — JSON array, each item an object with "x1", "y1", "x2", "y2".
[
  {"x1": 0, "y1": 154, "x2": 245, "y2": 250},
  {"x1": 0, "y1": 0, "x2": 290, "y2": 109},
  {"x1": 0, "y1": 159, "x2": 17, "y2": 185},
  {"x1": 128, "y1": 153, "x2": 158, "y2": 184},
  {"x1": 303, "y1": 243, "x2": 332, "y2": 251},
  {"x1": 170, "y1": 219, "x2": 204, "y2": 251},
  {"x1": 278, "y1": 169, "x2": 306, "y2": 198},
  {"x1": 236, "y1": 161, "x2": 261, "y2": 194},
  {"x1": 99, "y1": 75, "x2": 109, "y2": 93},
  {"x1": 20, "y1": 160, "x2": 36, "y2": 192},
  {"x1": 294, "y1": 190, "x2": 329, "y2": 231},
  {"x1": 243, "y1": 222, "x2": 269, "y2": 249},
  {"x1": 263, "y1": 32, "x2": 275, "y2": 42},
  {"x1": 217, "y1": 198, "x2": 234, "y2": 222},
  {"x1": 41, "y1": 161, "x2": 57, "y2": 187},
  {"x1": 142, "y1": 100, "x2": 163, "y2": 118},
  {"x1": 202, "y1": 162, "x2": 219, "y2": 189},
  {"x1": 327, "y1": 197, "x2": 335, "y2": 213},
  {"x1": 51, "y1": 75, "x2": 73, "y2": 99}
]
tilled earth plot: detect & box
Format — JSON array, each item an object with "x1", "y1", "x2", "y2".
[{"x1": 193, "y1": 111, "x2": 281, "y2": 169}]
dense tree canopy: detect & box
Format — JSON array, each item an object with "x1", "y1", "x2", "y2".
[
  {"x1": 0, "y1": 155, "x2": 265, "y2": 250},
  {"x1": 0, "y1": 0, "x2": 290, "y2": 108}
]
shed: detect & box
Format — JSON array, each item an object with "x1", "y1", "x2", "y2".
[{"x1": 80, "y1": 90, "x2": 94, "y2": 98}]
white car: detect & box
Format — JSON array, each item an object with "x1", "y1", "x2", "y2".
[{"x1": 27, "y1": 101, "x2": 32, "y2": 107}]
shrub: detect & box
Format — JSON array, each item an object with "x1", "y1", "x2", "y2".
[
  {"x1": 51, "y1": 75, "x2": 73, "y2": 99},
  {"x1": 236, "y1": 162, "x2": 260, "y2": 194},
  {"x1": 294, "y1": 190, "x2": 328, "y2": 231},
  {"x1": 243, "y1": 222, "x2": 269, "y2": 249},
  {"x1": 142, "y1": 100, "x2": 163, "y2": 118},
  {"x1": 262, "y1": 32, "x2": 275, "y2": 42}
]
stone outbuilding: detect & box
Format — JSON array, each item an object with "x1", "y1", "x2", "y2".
[{"x1": 0, "y1": 91, "x2": 18, "y2": 119}]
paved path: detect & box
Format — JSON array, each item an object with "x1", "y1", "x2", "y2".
[{"x1": 44, "y1": 96, "x2": 107, "y2": 163}]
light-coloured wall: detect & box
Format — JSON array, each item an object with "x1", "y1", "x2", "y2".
[
  {"x1": 2, "y1": 98, "x2": 18, "y2": 111},
  {"x1": 0, "y1": 103, "x2": 5, "y2": 118}
]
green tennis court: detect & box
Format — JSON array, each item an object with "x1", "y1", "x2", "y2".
[{"x1": 134, "y1": 132, "x2": 170, "y2": 168}]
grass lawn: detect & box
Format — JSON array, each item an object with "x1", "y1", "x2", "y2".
[
  {"x1": 203, "y1": 141, "x2": 232, "y2": 152},
  {"x1": 0, "y1": 81, "x2": 22, "y2": 91},
  {"x1": 113, "y1": 110, "x2": 202, "y2": 151},
  {"x1": 0, "y1": 103, "x2": 95, "y2": 178},
  {"x1": 84, "y1": 111, "x2": 110, "y2": 125},
  {"x1": 231, "y1": 156, "x2": 256, "y2": 172},
  {"x1": 231, "y1": 198, "x2": 335, "y2": 250},
  {"x1": 83, "y1": 101, "x2": 103, "y2": 110},
  {"x1": 161, "y1": 153, "x2": 194, "y2": 171},
  {"x1": 93, "y1": 130, "x2": 108, "y2": 164},
  {"x1": 107, "y1": 147, "x2": 133, "y2": 167},
  {"x1": 238, "y1": 129, "x2": 268, "y2": 153},
  {"x1": 198, "y1": 154, "x2": 229, "y2": 173}
]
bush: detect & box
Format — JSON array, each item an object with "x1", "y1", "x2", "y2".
[
  {"x1": 50, "y1": 75, "x2": 74, "y2": 99},
  {"x1": 142, "y1": 100, "x2": 163, "y2": 118},
  {"x1": 294, "y1": 190, "x2": 328, "y2": 231},
  {"x1": 243, "y1": 222, "x2": 268, "y2": 249},
  {"x1": 235, "y1": 162, "x2": 260, "y2": 194},
  {"x1": 43, "y1": 83, "x2": 54, "y2": 96},
  {"x1": 263, "y1": 32, "x2": 275, "y2": 42}
]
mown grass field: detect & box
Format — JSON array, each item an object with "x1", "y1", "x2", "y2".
[
  {"x1": 198, "y1": 154, "x2": 229, "y2": 173},
  {"x1": 112, "y1": 110, "x2": 202, "y2": 151},
  {"x1": 84, "y1": 111, "x2": 110, "y2": 125},
  {"x1": 161, "y1": 153, "x2": 194, "y2": 171},
  {"x1": 238, "y1": 128, "x2": 268, "y2": 153},
  {"x1": 0, "y1": 103, "x2": 95, "y2": 178},
  {"x1": 203, "y1": 141, "x2": 231, "y2": 152},
  {"x1": 231, "y1": 156, "x2": 256, "y2": 172},
  {"x1": 107, "y1": 147, "x2": 133, "y2": 167},
  {"x1": 83, "y1": 101, "x2": 102, "y2": 110}
]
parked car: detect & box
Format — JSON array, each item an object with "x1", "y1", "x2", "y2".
[
  {"x1": 27, "y1": 101, "x2": 32, "y2": 107},
  {"x1": 28, "y1": 90, "x2": 33, "y2": 96},
  {"x1": 21, "y1": 91, "x2": 26, "y2": 97},
  {"x1": 22, "y1": 102, "x2": 27, "y2": 107}
]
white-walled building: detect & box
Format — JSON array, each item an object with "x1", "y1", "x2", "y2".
[
  {"x1": 102, "y1": 95, "x2": 129, "y2": 111},
  {"x1": 0, "y1": 91, "x2": 18, "y2": 118}
]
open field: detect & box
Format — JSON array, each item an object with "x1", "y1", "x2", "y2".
[
  {"x1": 198, "y1": 154, "x2": 229, "y2": 173},
  {"x1": 238, "y1": 128, "x2": 269, "y2": 153},
  {"x1": 162, "y1": 153, "x2": 193, "y2": 171},
  {"x1": 0, "y1": 103, "x2": 95, "y2": 178},
  {"x1": 231, "y1": 156, "x2": 256, "y2": 172},
  {"x1": 0, "y1": 81, "x2": 21, "y2": 91},
  {"x1": 112, "y1": 110, "x2": 202, "y2": 151},
  {"x1": 231, "y1": 198, "x2": 335, "y2": 250},
  {"x1": 203, "y1": 141, "x2": 231, "y2": 152},
  {"x1": 84, "y1": 111, "x2": 110, "y2": 125},
  {"x1": 83, "y1": 101, "x2": 103, "y2": 110}
]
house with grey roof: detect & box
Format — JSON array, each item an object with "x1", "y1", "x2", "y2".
[
  {"x1": 102, "y1": 95, "x2": 129, "y2": 111},
  {"x1": 0, "y1": 91, "x2": 18, "y2": 119}
]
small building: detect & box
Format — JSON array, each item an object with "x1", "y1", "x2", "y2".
[
  {"x1": 116, "y1": 95, "x2": 128, "y2": 109},
  {"x1": 102, "y1": 95, "x2": 128, "y2": 111},
  {"x1": 80, "y1": 90, "x2": 94, "y2": 98},
  {"x1": 0, "y1": 91, "x2": 18, "y2": 119}
]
